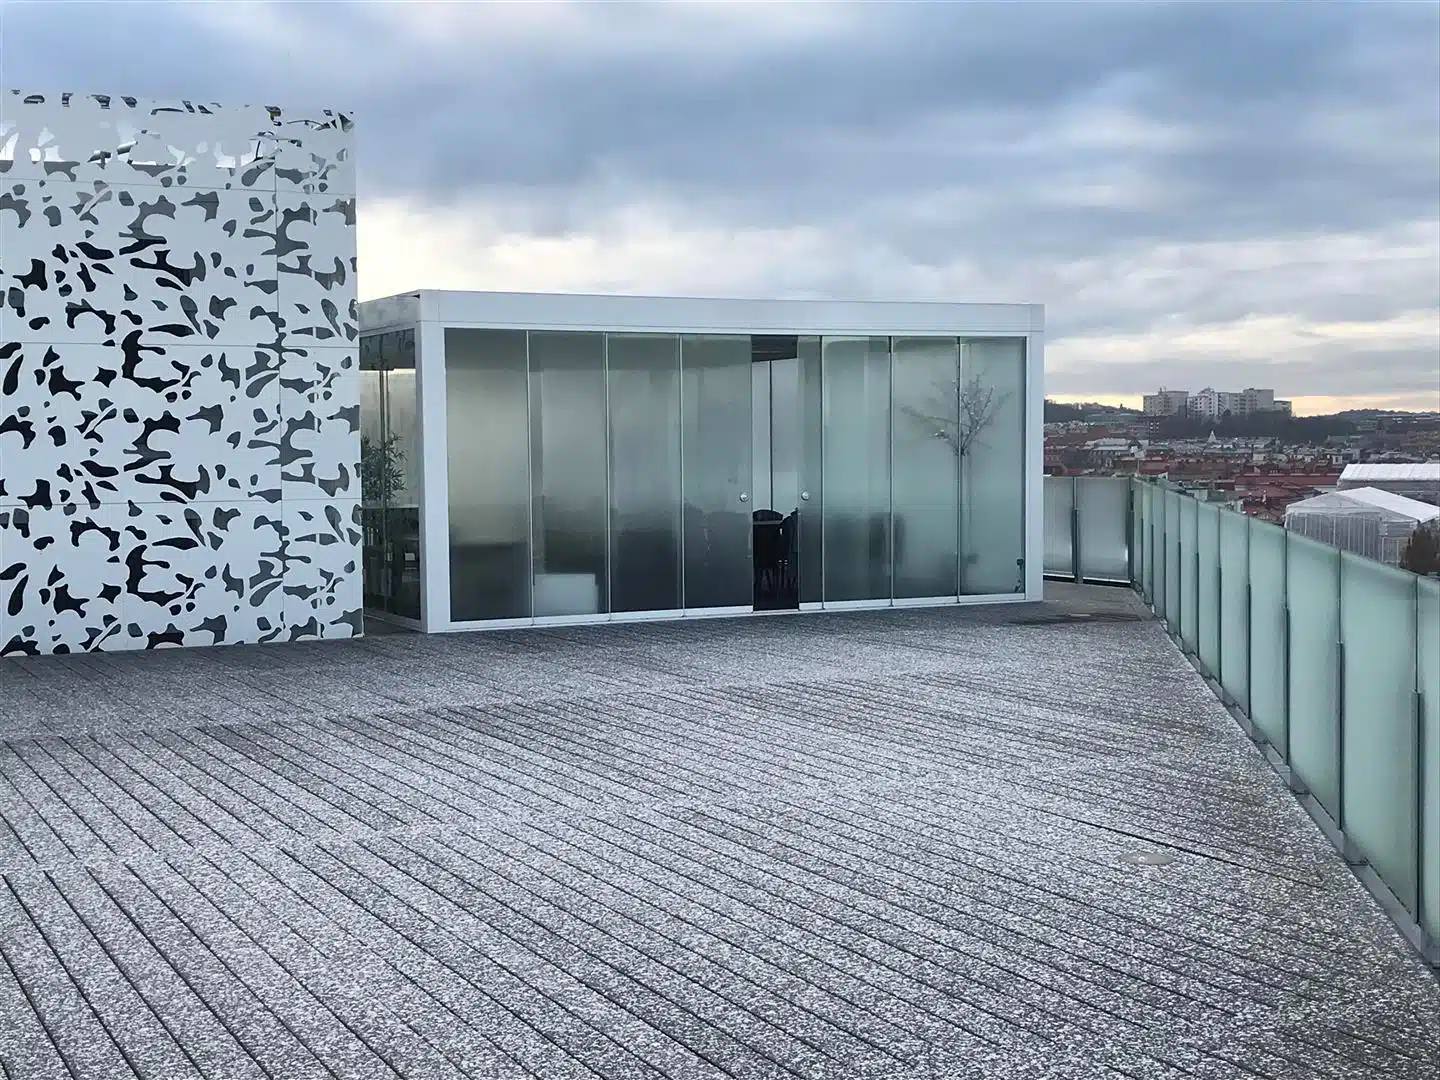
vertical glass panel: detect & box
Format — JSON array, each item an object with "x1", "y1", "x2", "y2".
[
  {"x1": 1340, "y1": 553, "x2": 1419, "y2": 910},
  {"x1": 1164, "y1": 489, "x2": 1181, "y2": 627},
  {"x1": 1418, "y1": 578, "x2": 1440, "y2": 943},
  {"x1": 751, "y1": 364, "x2": 773, "y2": 513},
  {"x1": 822, "y1": 336, "x2": 892, "y2": 602},
  {"x1": 1130, "y1": 480, "x2": 1143, "y2": 587},
  {"x1": 1218, "y1": 509, "x2": 1250, "y2": 711},
  {"x1": 446, "y1": 329, "x2": 531, "y2": 621},
  {"x1": 1043, "y1": 476, "x2": 1075, "y2": 578},
  {"x1": 360, "y1": 335, "x2": 385, "y2": 613},
  {"x1": 758, "y1": 354, "x2": 802, "y2": 610},
  {"x1": 959, "y1": 339, "x2": 1025, "y2": 595},
  {"x1": 1197, "y1": 501, "x2": 1221, "y2": 676},
  {"x1": 1077, "y1": 477, "x2": 1128, "y2": 582},
  {"x1": 1179, "y1": 496, "x2": 1199, "y2": 652},
  {"x1": 681, "y1": 335, "x2": 753, "y2": 608},
  {"x1": 529, "y1": 331, "x2": 608, "y2": 617},
  {"x1": 768, "y1": 356, "x2": 801, "y2": 516},
  {"x1": 797, "y1": 336, "x2": 824, "y2": 604},
  {"x1": 607, "y1": 334, "x2": 681, "y2": 614},
  {"x1": 360, "y1": 332, "x2": 421, "y2": 618},
  {"x1": 1287, "y1": 531, "x2": 1341, "y2": 817},
  {"x1": 1143, "y1": 482, "x2": 1157, "y2": 603},
  {"x1": 891, "y1": 337, "x2": 959, "y2": 598},
  {"x1": 1248, "y1": 518, "x2": 1287, "y2": 747}
]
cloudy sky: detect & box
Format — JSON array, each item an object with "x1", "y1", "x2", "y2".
[{"x1": 4, "y1": 0, "x2": 1438, "y2": 414}]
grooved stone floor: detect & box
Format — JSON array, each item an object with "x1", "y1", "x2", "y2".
[{"x1": 1, "y1": 586, "x2": 1436, "y2": 1080}]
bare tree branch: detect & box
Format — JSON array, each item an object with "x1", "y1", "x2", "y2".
[{"x1": 898, "y1": 373, "x2": 1010, "y2": 457}]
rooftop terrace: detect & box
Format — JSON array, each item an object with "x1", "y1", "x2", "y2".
[{"x1": 1, "y1": 584, "x2": 1436, "y2": 1079}]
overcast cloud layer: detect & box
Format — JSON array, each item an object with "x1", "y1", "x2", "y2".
[{"x1": 3, "y1": 0, "x2": 1437, "y2": 412}]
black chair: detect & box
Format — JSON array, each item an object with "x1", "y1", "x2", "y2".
[{"x1": 752, "y1": 510, "x2": 786, "y2": 608}]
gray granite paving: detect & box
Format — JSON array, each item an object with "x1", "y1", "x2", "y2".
[{"x1": 1, "y1": 584, "x2": 1436, "y2": 1079}]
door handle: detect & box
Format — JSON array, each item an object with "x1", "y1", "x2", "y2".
[
  {"x1": 800, "y1": 491, "x2": 810, "y2": 501},
  {"x1": 739, "y1": 492, "x2": 749, "y2": 503}
]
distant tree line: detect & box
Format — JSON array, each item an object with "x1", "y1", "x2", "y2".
[{"x1": 1148, "y1": 412, "x2": 1358, "y2": 441}]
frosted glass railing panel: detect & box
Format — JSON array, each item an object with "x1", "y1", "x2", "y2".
[
  {"x1": 1163, "y1": 489, "x2": 1181, "y2": 625},
  {"x1": 1218, "y1": 509, "x2": 1250, "y2": 710},
  {"x1": 1146, "y1": 486, "x2": 1157, "y2": 604},
  {"x1": 1077, "y1": 477, "x2": 1130, "y2": 581},
  {"x1": 1179, "y1": 496, "x2": 1199, "y2": 652},
  {"x1": 1248, "y1": 519, "x2": 1287, "y2": 748},
  {"x1": 1287, "y1": 531, "x2": 1341, "y2": 818},
  {"x1": 1418, "y1": 577, "x2": 1440, "y2": 943},
  {"x1": 1130, "y1": 480, "x2": 1144, "y2": 588},
  {"x1": 1196, "y1": 502, "x2": 1221, "y2": 677},
  {"x1": 1043, "y1": 476, "x2": 1074, "y2": 576},
  {"x1": 1339, "y1": 553, "x2": 1419, "y2": 912}
]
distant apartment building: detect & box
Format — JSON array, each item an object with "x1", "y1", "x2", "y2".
[
  {"x1": 1145, "y1": 386, "x2": 1291, "y2": 420},
  {"x1": 1142, "y1": 389, "x2": 1189, "y2": 416}
]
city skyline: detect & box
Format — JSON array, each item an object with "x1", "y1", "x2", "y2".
[{"x1": 4, "y1": 1, "x2": 1437, "y2": 413}]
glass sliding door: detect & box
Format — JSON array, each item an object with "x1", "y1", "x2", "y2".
[
  {"x1": 960, "y1": 338, "x2": 1026, "y2": 595},
  {"x1": 608, "y1": 334, "x2": 682, "y2": 613},
  {"x1": 681, "y1": 335, "x2": 752, "y2": 609},
  {"x1": 529, "y1": 331, "x2": 609, "y2": 616},
  {"x1": 822, "y1": 336, "x2": 892, "y2": 602},
  {"x1": 891, "y1": 337, "x2": 960, "y2": 599},
  {"x1": 445, "y1": 329, "x2": 531, "y2": 621},
  {"x1": 797, "y1": 336, "x2": 824, "y2": 604}
]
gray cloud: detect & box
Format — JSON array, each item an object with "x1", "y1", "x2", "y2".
[{"x1": 3, "y1": 0, "x2": 1438, "y2": 406}]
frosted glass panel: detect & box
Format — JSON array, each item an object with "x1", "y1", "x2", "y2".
[
  {"x1": 891, "y1": 337, "x2": 959, "y2": 598},
  {"x1": 1179, "y1": 497, "x2": 1199, "y2": 652},
  {"x1": 1077, "y1": 477, "x2": 1128, "y2": 582},
  {"x1": 1197, "y1": 502, "x2": 1220, "y2": 677},
  {"x1": 529, "y1": 332, "x2": 608, "y2": 616},
  {"x1": 1163, "y1": 490, "x2": 1181, "y2": 625},
  {"x1": 681, "y1": 335, "x2": 753, "y2": 609},
  {"x1": 822, "y1": 336, "x2": 892, "y2": 602},
  {"x1": 608, "y1": 334, "x2": 681, "y2": 613},
  {"x1": 1340, "y1": 553, "x2": 1419, "y2": 910},
  {"x1": 1218, "y1": 509, "x2": 1249, "y2": 710},
  {"x1": 1418, "y1": 578, "x2": 1440, "y2": 942},
  {"x1": 1044, "y1": 476, "x2": 1075, "y2": 577},
  {"x1": 445, "y1": 329, "x2": 532, "y2": 621},
  {"x1": 1248, "y1": 519, "x2": 1287, "y2": 747},
  {"x1": 960, "y1": 339, "x2": 1025, "y2": 595},
  {"x1": 1143, "y1": 483, "x2": 1157, "y2": 603},
  {"x1": 1287, "y1": 531, "x2": 1341, "y2": 817},
  {"x1": 1130, "y1": 480, "x2": 1143, "y2": 587},
  {"x1": 797, "y1": 337, "x2": 824, "y2": 604}
]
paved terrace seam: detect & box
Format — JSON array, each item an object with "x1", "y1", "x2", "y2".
[{"x1": 1, "y1": 585, "x2": 1436, "y2": 1079}]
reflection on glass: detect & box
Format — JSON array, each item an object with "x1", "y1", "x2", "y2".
[
  {"x1": 446, "y1": 329, "x2": 531, "y2": 621},
  {"x1": 892, "y1": 337, "x2": 959, "y2": 598},
  {"x1": 959, "y1": 339, "x2": 1025, "y2": 594},
  {"x1": 608, "y1": 334, "x2": 681, "y2": 613},
  {"x1": 681, "y1": 335, "x2": 752, "y2": 608},
  {"x1": 822, "y1": 336, "x2": 891, "y2": 601},
  {"x1": 529, "y1": 331, "x2": 609, "y2": 616},
  {"x1": 360, "y1": 330, "x2": 421, "y2": 619}
]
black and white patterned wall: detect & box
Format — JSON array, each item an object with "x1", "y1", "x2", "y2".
[{"x1": 0, "y1": 91, "x2": 360, "y2": 654}]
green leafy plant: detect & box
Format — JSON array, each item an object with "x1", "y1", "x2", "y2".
[{"x1": 361, "y1": 432, "x2": 407, "y2": 506}]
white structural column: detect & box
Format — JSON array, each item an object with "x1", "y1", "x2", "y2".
[{"x1": 414, "y1": 313, "x2": 452, "y2": 632}]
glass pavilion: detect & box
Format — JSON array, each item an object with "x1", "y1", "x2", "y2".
[{"x1": 358, "y1": 291, "x2": 1044, "y2": 632}]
